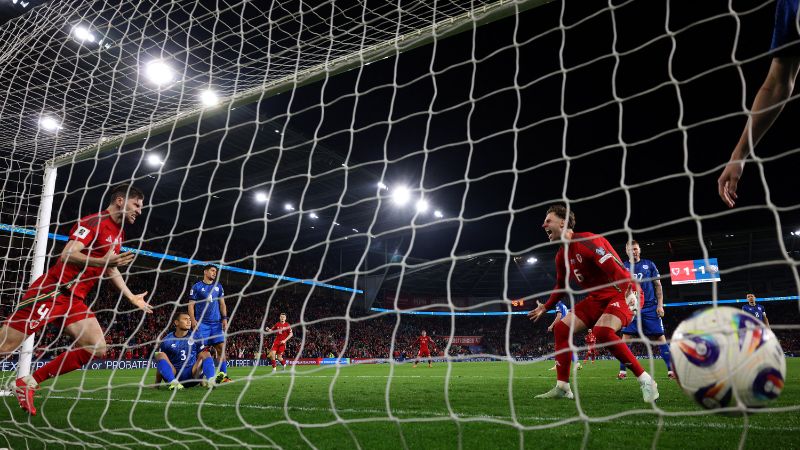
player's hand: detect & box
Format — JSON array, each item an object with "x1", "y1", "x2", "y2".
[
  {"x1": 527, "y1": 301, "x2": 547, "y2": 322},
  {"x1": 222, "y1": 319, "x2": 228, "y2": 331},
  {"x1": 657, "y1": 306, "x2": 665, "y2": 317},
  {"x1": 547, "y1": 324, "x2": 554, "y2": 333},
  {"x1": 191, "y1": 319, "x2": 198, "y2": 330},
  {"x1": 105, "y1": 248, "x2": 135, "y2": 267},
  {"x1": 128, "y1": 291, "x2": 152, "y2": 314},
  {"x1": 718, "y1": 159, "x2": 744, "y2": 208}
]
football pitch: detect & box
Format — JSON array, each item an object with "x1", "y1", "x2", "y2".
[{"x1": 1, "y1": 360, "x2": 798, "y2": 449}]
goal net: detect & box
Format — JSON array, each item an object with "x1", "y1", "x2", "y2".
[{"x1": 1, "y1": 0, "x2": 798, "y2": 448}]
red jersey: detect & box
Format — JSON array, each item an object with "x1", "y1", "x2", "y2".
[
  {"x1": 543, "y1": 232, "x2": 632, "y2": 309},
  {"x1": 585, "y1": 331, "x2": 596, "y2": 345},
  {"x1": 23, "y1": 210, "x2": 123, "y2": 301},
  {"x1": 415, "y1": 336, "x2": 434, "y2": 351},
  {"x1": 271, "y1": 321, "x2": 291, "y2": 343}
]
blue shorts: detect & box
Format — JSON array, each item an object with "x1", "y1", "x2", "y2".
[
  {"x1": 176, "y1": 364, "x2": 200, "y2": 388},
  {"x1": 197, "y1": 321, "x2": 224, "y2": 346},
  {"x1": 771, "y1": 0, "x2": 800, "y2": 56},
  {"x1": 620, "y1": 310, "x2": 665, "y2": 337}
]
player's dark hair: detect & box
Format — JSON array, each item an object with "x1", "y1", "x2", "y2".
[
  {"x1": 279, "y1": 312, "x2": 287, "y2": 316},
  {"x1": 174, "y1": 310, "x2": 190, "y2": 322},
  {"x1": 627, "y1": 240, "x2": 639, "y2": 247},
  {"x1": 546, "y1": 204, "x2": 576, "y2": 229},
  {"x1": 108, "y1": 184, "x2": 144, "y2": 205},
  {"x1": 203, "y1": 264, "x2": 217, "y2": 272}
]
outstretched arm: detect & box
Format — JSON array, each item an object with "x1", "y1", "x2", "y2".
[
  {"x1": 106, "y1": 266, "x2": 152, "y2": 313},
  {"x1": 719, "y1": 56, "x2": 800, "y2": 208}
]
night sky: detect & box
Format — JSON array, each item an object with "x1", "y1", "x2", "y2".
[{"x1": 20, "y1": 0, "x2": 799, "y2": 293}]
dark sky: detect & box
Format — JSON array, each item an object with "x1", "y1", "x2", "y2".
[{"x1": 39, "y1": 0, "x2": 800, "y2": 278}]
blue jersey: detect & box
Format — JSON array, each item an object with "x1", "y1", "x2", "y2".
[
  {"x1": 624, "y1": 259, "x2": 659, "y2": 311},
  {"x1": 771, "y1": 0, "x2": 800, "y2": 56},
  {"x1": 555, "y1": 301, "x2": 569, "y2": 317},
  {"x1": 189, "y1": 281, "x2": 224, "y2": 323},
  {"x1": 160, "y1": 331, "x2": 204, "y2": 369},
  {"x1": 742, "y1": 304, "x2": 767, "y2": 321}
]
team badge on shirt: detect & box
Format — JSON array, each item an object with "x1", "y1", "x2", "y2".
[{"x1": 596, "y1": 247, "x2": 606, "y2": 256}]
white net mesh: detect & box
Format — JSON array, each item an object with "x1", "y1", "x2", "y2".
[{"x1": 1, "y1": 0, "x2": 799, "y2": 448}]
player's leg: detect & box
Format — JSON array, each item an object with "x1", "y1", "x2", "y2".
[
  {"x1": 618, "y1": 333, "x2": 634, "y2": 379},
  {"x1": 642, "y1": 316, "x2": 673, "y2": 378},
  {"x1": 193, "y1": 351, "x2": 217, "y2": 388},
  {"x1": 536, "y1": 310, "x2": 588, "y2": 399},
  {"x1": 32, "y1": 315, "x2": 106, "y2": 387},
  {"x1": 0, "y1": 325, "x2": 28, "y2": 357},
  {"x1": 212, "y1": 341, "x2": 231, "y2": 382},
  {"x1": 155, "y1": 352, "x2": 181, "y2": 390},
  {"x1": 593, "y1": 312, "x2": 659, "y2": 402},
  {"x1": 269, "y1": 349, "x2": 278, "y2": 371},
  {"x1": 652, "y1": 334, "x2": 674, "y2": 378}
]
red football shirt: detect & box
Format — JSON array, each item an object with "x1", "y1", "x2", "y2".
[
  {"x1": 415, "y1": 336, "x2": 434, "y2": 351},
  {"x1": 271, "y1": 322, "x2": 291, "y2": 343},
  {"x1": 585, "y1": 331, "x2": 596, "y2": 344},
  {"x1": 23, "y1": 210, "x2": 123, "y2": 301},
  {"x1": 543, "y1": 232, "x2": 632, "y2": 309}
]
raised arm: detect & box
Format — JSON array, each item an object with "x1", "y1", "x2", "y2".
[{"x1": 61, "y1": 240, "x2": 134, "y2": 268}]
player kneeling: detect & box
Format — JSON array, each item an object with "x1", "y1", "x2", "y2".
[{"x1": 154, "y1": 311, "x2": 217, "y2": 390}]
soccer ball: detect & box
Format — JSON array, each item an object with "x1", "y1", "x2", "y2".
[{"x1": 670, "y1": 306, "x2": 785, "y2": 409}]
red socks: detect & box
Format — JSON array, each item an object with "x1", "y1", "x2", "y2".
[
  {"x1": 593, "y1": 326, "x2": 644, "y2": 377},
  {"x1": 33, "y1": 348, "x2": 93, "y2": 384},
  {"x1": 553, "y1": 321, "x2": 573, "y2": 382}
]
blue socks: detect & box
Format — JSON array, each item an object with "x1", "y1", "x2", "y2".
[
  {"x1": 202, "y1": 357, "x2": 216, "y2": 379},
  {"x1": 659, "y1": 344, "x2": 672, "y2": 371},
  {"x1": 220, "y1": 360, "x2": 228, "y2": 374},
  {"x1": 620, "y1": 361, "x2": 626, "y2": 372},
  {"x1": 157, "y1": 359, "x2": 175, "y2": 383}
]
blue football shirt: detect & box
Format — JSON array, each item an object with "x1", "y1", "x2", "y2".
[
  {"x1": 160, "y1": 331, "x2": 204, "y2": 369},
  {"x1": 189, "y1": 281, "x2": 224, "y2": 323},
  {"x1": 624, "y1": 259, "x2": 660, "y2": 311}
]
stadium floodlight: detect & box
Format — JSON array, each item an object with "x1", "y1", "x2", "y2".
[
  {"x1": 72, "y1": 25, "x2": 96, "y2": 43},
  {"x1": 377, "y1": 182, "x2": 388, "y2": 190},
  {"x1": 433, "y1": 210, "x2": 444, "y2": 218},
  {"x1": 415, "y1": 199, "x2": 429, "y2": 213},
  {"x1": 199, "y1": 89, "x2": 219, "y2": 107},
  {"x1": 309, "y1": 212, "x2": 319, "y2": 219},
  {"x1": 38, "y1": 115, "x2": 61, "y2": 132},
  {"x1": 255, "y1": 192, "x2": 269, "y2": 203},
  {"x1": 146, "y1": 154, "x2": 163, "y2": 167},
  {"x1": 392, "y1": 186, "x2": 411, "y2": 206},
  {"x1": 144, "y1": 60, "x2": 175, "y2": 86},
  {"x1": 284, "y1": 203, "x2": 295, "y2": 211},
  {"x1": 333, "y1": 222, "x2": 340, "y2": 226},
  {"x1": 526, "y1": 257, "x2": 538, "y2": 265},
  {"x1": 352, "y1": 228, "x2": 359, "y2": 232}
]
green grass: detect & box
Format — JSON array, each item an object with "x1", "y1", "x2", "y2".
[{"x1": 1, "y1": 359, "x2": 798, "y2": 449}]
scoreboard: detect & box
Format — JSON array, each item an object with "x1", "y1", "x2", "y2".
[{"x1": 668, "y1": 258, "x2": 721, "y2": 285}]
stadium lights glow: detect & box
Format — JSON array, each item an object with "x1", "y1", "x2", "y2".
[
  {"x1": 392, "y1": 186, "x2": 411, "y2": 206},
  {"x1": 145, "y1": 60, "x2": 175, "y2": 86},
  {"x1": 333, "y1": 222, "x2": 340, "y2": 226},
  {"x1": 415, "y1": 199, "x2": 429, "y2": 213},
  {"x1": 200, "y1": 89, "x2": 219, "y2": 107},
  {"x1": 527, "y1": 257, "x2": 538, "y2": 265},
  {"x1": 146, "y1": 154, "x2": 164, "y2": 167},
  {"x1": 255, "y1": 192, "x2": 269, "y2": 203},
  {"x1": 352, "y1": 228, "x2": 359, "y2": 233},
  {"x1": 433, "y1": 210, "x2": 444, "y2": 218},
  {"x1": 377, "y1": 182, "x2": 388, "y2": 190},
  {"x1": 72, "y1": 26, "x2": 96, "y2": 43},
  {"x1": 284, "y1": 203, "x2": 295, "y2": 211},
  {"x1": 309, "y1": 213, "x2": 319, "y2": 219},
  {"x1": 38, "y1": 116, "x2": 61, "y2": 132}
]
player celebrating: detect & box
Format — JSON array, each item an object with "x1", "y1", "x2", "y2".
[
  {"x1": 412, "y1": 330, "x2": 438, "y2": 368},
  {"x1": 0, "y1": 184, "x2": 151, "y2": 415},
  {"x1": 154, "y1": 311, "x2": 217, "y2": 390},
  {"x1": 617, "y1": 240, "x2": 673, "y2": 380},
  {"x1": 188, "y1": 264, "x2": 231, "y2": 383},
  {"x1": 528, "y1": 205, "x2": 659, "y2": 402},
  {"x1": 583, "y1": 329, "x2": 597, "y2": 364},
  {"x1": 547, "y1": 301, "x2": 582, "y2": 371},
  {"x1": 742, "y1": 293, "x2": 770, "y2": 327},
  {"x1": 268, "y1": 313, "x2": 292, "y2": 372}
]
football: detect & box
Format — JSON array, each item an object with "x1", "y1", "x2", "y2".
[{"x1": 670, "y1": 306, "x2": 786, "y2": 409}]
